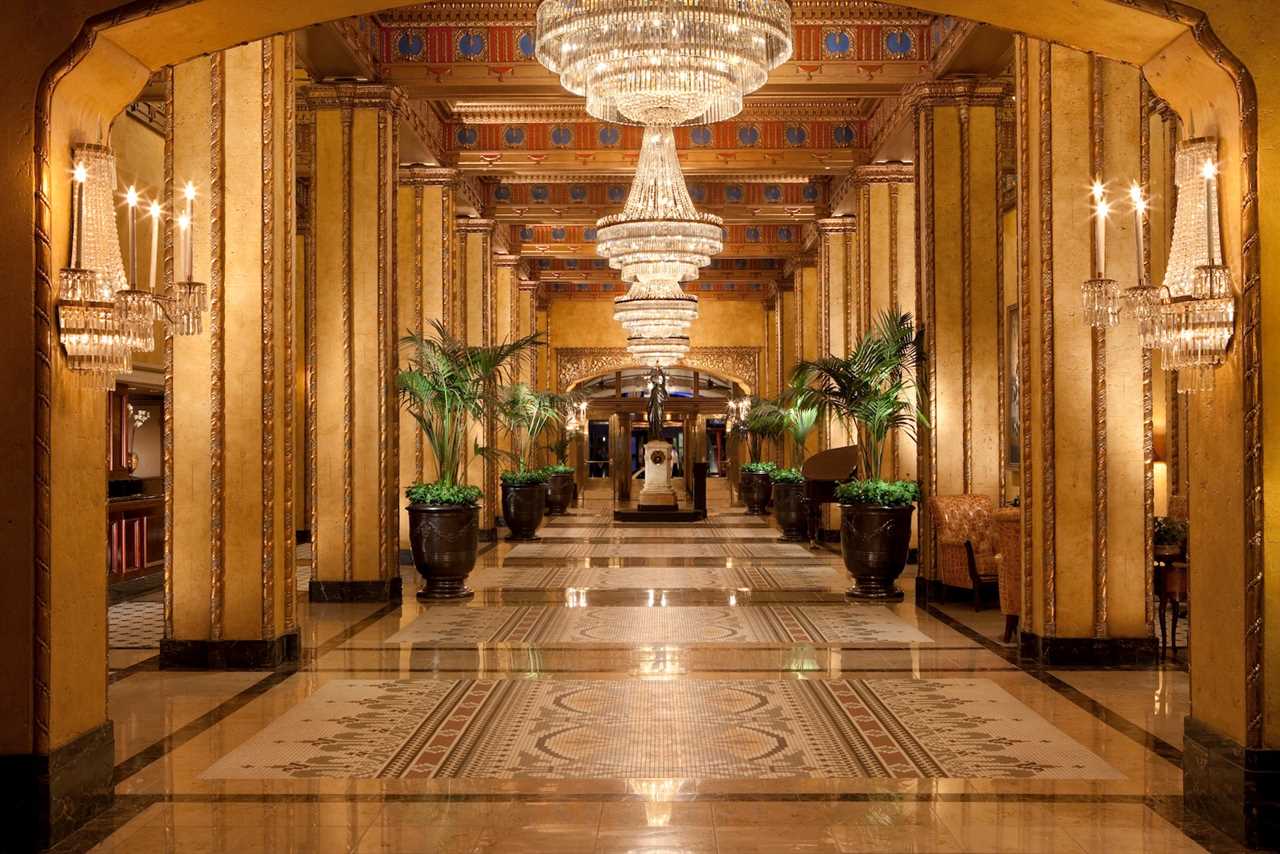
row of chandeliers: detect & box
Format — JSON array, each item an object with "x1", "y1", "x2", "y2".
[
  {"x1": 534, "y1": 0, "x2": 794, "y2": 366},
  {"x1": 58, "y1": 143, "x2": 205, "y2": 388}
]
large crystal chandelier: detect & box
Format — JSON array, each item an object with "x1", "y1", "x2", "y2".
[
  {"x1": 535, "y1": 0, "x2": 793, "y2": 127},
  {"x1": 627, "y1": 334, "x2": 690, "y2": 368}
]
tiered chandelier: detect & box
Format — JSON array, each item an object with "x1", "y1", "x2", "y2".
[
  {"x1": 57, "y1": 144, "x2": 207, "y2": 388},
  {"x1": 1079, "y1": 137, "x2": 1236, "y2": 394},
  {"x1": 536, "y1": 0, "x2": 792, "y2": 368}
]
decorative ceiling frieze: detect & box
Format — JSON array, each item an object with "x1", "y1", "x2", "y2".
[{"x1": 556, "y1": 346, "x2": 761, "y2": 394}]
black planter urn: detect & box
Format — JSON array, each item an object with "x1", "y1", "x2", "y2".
[
  {"x1": 840, "y1": 503, "x2": 915, "y2": 601},
  {"x1": 407, "y1": 503, "x2": 479, "y2": 600},
  {"x1": 545, "y1": 472, "x2": 575, "y2": 515},
  {"x1": 740, "y1": 471, "x2": 773, "y2": 515},
  {"x1": 502, "y1": 482, "x2": 547, "y2": 541},
  {"x1": 772, "y1": 481, "x2": 808, "y2": 542}
]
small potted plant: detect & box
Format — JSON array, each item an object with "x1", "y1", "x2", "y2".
[
  {"x1": 542, "y1": 413, "x2": 582, "y2": 515},
  {"x1": 399, "y1": 321, "x2": 540, "y2": 599},
  {"x1": 771, "y1": 395, "x2": 818, "y2": 542},
  {"x1": 1154, "y1": 516, "x2": 1189, "y2": 560},
  {"x1": 796, "y1": 311, "x2": 927, "y2": 601},
  {"x1": 487, "y1": 384, "x2": 565, "y2": 541},
  {"x1": 736, "y1": 399, "x2": 786, "y2": 515}
]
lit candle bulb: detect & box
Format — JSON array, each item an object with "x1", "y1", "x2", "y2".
[
  {"x1": 1202, "y1": 159, "x2": 1218, "y2": 266},
  {"x1": 1129, "y1": 183, "x2": 1147, "y2": 285},
  {"x1": 126, "y1": 185, "x2": 139, "y2": 287},
  {"x1": 1091, "y1": 181, "x2": 1108, "y2": 279},
  {"x1": 183, "y1": 182, "x2": 196, "y2": 282},
  {"x1": 72, "y1": 162, "x2": 87, "y2": 268},
  {"x1": 148, "y1": 201, "x2": 161, "y2": 292}
]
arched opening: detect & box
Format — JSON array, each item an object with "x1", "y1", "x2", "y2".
[{"x1": 8, "y1": 0, "x2": 1276, "y2": 849}]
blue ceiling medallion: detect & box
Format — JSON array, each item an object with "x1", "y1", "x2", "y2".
[
  {"x1": 885, "y1": 30, "x2": 914, "y2": 57},
  {"x1": 689, "y1": 184, "x2": 707, "y2": 202},
  {"x1": 607, "y1": 185, "x2": 626, "y2": 202},
  {"x1": 725, "y1": 185, "x2": 744, "y2": 203},
  {"x1": 569, "y1": 185, "x2": 588, "y2": 201},
  {"x1": 517, "y1": 30, "x2": 535, "y2": 58},
  {"x1": 551, "y1": 227, "x2": 566, "y2": 241},
  {"x1": 537, "y1": 257, "x2": 551, "y2": 269},
  {"x1": 455, "y1": 126, "x2": 478, "y2": 147},
  {"x1": 550, "y1": 125, "x2": 573, "y2": 147},
  {"x1": 764, "y1": 185, "x2": 782, "y2": 202},
  {"x1": 778, "y1": 227, "x2": 793, "y2": 242},
  {"x1": 565, "y1": 259, "x2": 578, "y2": 269},
  {"x1": 458, "y1": 32, "x2": 486, "y2": 59},
  {"x1": 397, "y1": 32, "x2": 425, "y2": 59},
  {"x1": 503, "y1": 126, "x2": 526, "y2": 147},
  {"x1": 832, "y1": 124, "x2": 857, "y2": 146},
  {"x1": 802, "y1": 183, "x2": 819, "y2": 201},
  {"x1": 690, "y1": 126, "x2": 712, "y2": 146},
  {"x1": 784, "y1": 124, "x2": 808, "y2": 146},
  {"x1": 734, "y1": 259, "x2": 747, "y2": 269},
  {"x1": 583, "y1": 228, "x2": 597, "y2": 241},
  {"x1": 494, "y1": 184, "x2": 512, "y2": 201},
  {"x1": 520, "y1": 227, "x2": 535, "y2": 241},
  {"x1": 823, "y1": 30, "x2": 851, "y2": 56},
  {"x1": 737, "y1": 125, "x2": 760, "y2": 146},
  {"x1": 530, "y1": 184, "x2": 549, "y2": 202},
  {"x1": 745, "y1": 227, "x2": 761, "y2": 242},
  {"x1": 598, "y1": 126, "x2": 621, "y2": 147}
]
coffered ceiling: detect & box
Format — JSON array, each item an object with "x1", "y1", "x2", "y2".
[{"x1": 309, "y1": 1, "x2": 974, "y2": 297}]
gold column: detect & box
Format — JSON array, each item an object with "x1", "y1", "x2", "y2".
[
  {"x1": 1018, "y1": 39, "x2": 1153, "y2": 659},
  {"x1": 166, "y1": 37, "x2": 298, "y2": 664},
  {"x1": 915, "y1": 81, "x2": 1009, "y2": 586},
  {"x1": 517, "y1": 277, "x2": 537, "y2": 387},
  {"x1": 817, "y1": 218, "x2": 857, "y2": 455},
  {"x1": 395, "y1": 167, "x2": 458, "y2": 550},
  {"x1": 456, "y1": 218, "x2": 498, "y2": 534},
  {"x1": 300, "y1": 83, "x2": 400, "y2": 600}
]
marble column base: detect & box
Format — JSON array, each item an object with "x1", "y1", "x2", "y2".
[
  {"x1": 6, "y1": 719, "x2": 114, "y2": 850},
  {"x1": 308, "y1": 575, "x2": 403, "y2": 603},
  {"x1": 159, "y1": 628, "x2": 300, "y2": 669},
  {"x1": 1018, "y1": 631, "x2": 1158, "y2": 666},
  {"x1": 1184, "y1": 715, "x2": 1279, "y2": 850}
]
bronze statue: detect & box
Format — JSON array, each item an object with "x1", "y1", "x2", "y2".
[{"x1": 646, "y1": 367, "x2": 668, "y2": 440}]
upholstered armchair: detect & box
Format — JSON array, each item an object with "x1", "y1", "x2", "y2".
[
  {"x1": 926, "y1": 494, "x2": 998, "y2": 609},
  {"x1": 993, "y1": 507, "x2": 1021, "y2": 642}
]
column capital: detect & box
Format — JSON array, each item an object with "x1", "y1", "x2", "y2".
[
  {"x1": 298, "y1": 82, "x2": 406, "y2": 114},
  {"x1": 398, "y1": 166, "x2": 460, "y2": 187},
  {"x1": 853, "y1": 162, "x2": 916, "y2": 184},
  {"x1": 783, "y1": 253, "x2": 817, "y2": 278},
  {"x1": 905, "y1": 78, "x2": 1012, "y2": 111},
  {"x1": 816, "y1": 216, "x2": 857, "y2": 235},
  {"x1": 493, "y1": 253, "x2": 521, "y2": 269},
  {"x1": 455, "y1": 216, "x2": 498, "y2": 235}
]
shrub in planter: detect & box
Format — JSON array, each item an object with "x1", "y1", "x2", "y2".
[
  {"x1": 500, "y1": 469, "x2": 549, "y2": 541},
  {"x1": 543, "y1": 463, "x2": 576, "y2": 515},
  {"x1": 483, "y1": 384, "x2": 577, "y2": 540},
  {"x1": 770, "y1": 467, "x2": 808, "y2": 542},
  {"x1": 795, "y1": 311, "x2": 928, "y2": 602},
  {"x1": 739, "y1": 460, "x2": 777, "y2": 515},
  {"x1": 398, "y1": 321, "x2": 540, "y2": 599}
]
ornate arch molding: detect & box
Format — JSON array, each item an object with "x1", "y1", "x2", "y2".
[{"x1": 556, "y1": 347, "x2": 760, "y2": 394}]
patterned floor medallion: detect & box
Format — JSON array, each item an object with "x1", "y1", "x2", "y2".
[
  {"x1": 381, "y1": 605, "x2": 934, "y2": 646},
  {"x1": 503, "y1": 542, "x2": 818, "y2": 562},
  {"x1": 468, "y1": 564, "x2": 842, "y2": 592},
  {"x1": 202, "y1": 678, "x2": 1121, "y2": 781}
]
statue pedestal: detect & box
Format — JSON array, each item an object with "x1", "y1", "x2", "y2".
[{"x1": 638, "y1": 440, "x2": 677, "y2": 509}]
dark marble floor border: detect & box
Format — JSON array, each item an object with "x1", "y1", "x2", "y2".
[{"x1": 107, "y1": 654, "x2": 159, "y2": 684}]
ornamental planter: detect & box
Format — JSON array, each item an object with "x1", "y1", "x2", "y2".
[
  {"x1": 772, "y1": 481, "x2": 808, "y2": 542},
  {"x1": 546, "y1": 472, "x2": 575, "y2": 515},
  {"x1": 502, "y1": 482, "x2": 547, "y2": 540},
  {"x1": 740, "y1": 471, "x2": 773, "y2": 515},
  {"x1": 407, "y1": 503, "x2": 479, "y2": 600},
  {"x1": 840, "y1": 503, "x2": 915, "y2": 601}
]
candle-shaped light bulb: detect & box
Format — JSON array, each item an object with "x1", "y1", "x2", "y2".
[
  {"x1": 1130, "y1": 183, "x2": 1147, "y2": 286},
  {"x1": 148, "y1": 200, "x2": 161, "y2": 292},
  {"x1": 72, "y1": 162, "x2": 87, "y2": 267},
  {"x1": 73, "y1": 162, "x2": 87, "y2": 184},
  {"x1": 182, "y1": 181, "x2": 196, "y2": 282},
  {"x1": 1202, "y1": 159, "x2": 1218, "y2": 266},
  {"x1": 1092, "y1": 184, "x2": 1109, "y2": 279},
  {"x1": 126, "y1": 185, "x2": 139, "y2": 287}
]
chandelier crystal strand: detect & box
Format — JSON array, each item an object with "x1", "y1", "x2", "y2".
[
  {"x1": 535, "y1": 0, "x2": 792, "y2": 127},
  {"x1": 627, "y1": 335, "x2": 691, "y2": 368},
  {"x1": 613, "y1": 280, "x2": 700, "y2": 338}
]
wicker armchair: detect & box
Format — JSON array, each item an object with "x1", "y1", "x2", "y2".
[
  {"x1": 926, "y1": 494, "x2": 998, "y2": 609},
  {"x1": 993, "y1": 507, "x2": 1021, "y2": 642}
]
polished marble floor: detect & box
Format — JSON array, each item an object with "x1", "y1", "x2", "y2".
[{"x1": 79, "y1": 486, "x2": 1233, "y2": 853}]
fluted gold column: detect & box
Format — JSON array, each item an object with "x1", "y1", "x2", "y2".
[
  {"x1": 301, "y1": 83, "x2": 400, "y2": 601},
  {"x1": 394, "y1": 167, "x2": 459, "y2": 551},
  {"x1": 517, "y1": 277, "x2": 537, "y2": 387},
  {"x1": 456, "y1": 218, "x2": 498, "y2": 535},
  {"x1": 165, "y1": 37, "x2": 298, "y2": 665},
  {"x1": 817, "y1": 218, "x2": 857, "y2": 455},
  {"x1": 1017, "y1": 39, "x2": 1153, "y2": 662}
]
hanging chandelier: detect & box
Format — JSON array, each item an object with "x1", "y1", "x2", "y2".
[
  {"x1": 535, "y1": 0, "x2": 793, "y2": 127},
  {"x1": 627, "y1": 334, "x2": 690, "y2": 368},
  {"x1": 596, "y1": 126, "x2": 723, "y2": 286},
  {"x1": 57, "y1": 145, "x2": 131, "y2": 387},
  {"x1": 614, "y1": 280, "x2": 699, "y2": 338}
]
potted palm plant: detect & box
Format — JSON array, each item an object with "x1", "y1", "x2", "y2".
[
  {"x1": 543, "y1": 426, "x2": 579, "y2": 515},
  {"x1": 487, "y1": 383, "x2": 565, "y2": 540},
  {"x1": 771, "y1": 393, "x2": 818, "y2": 542},
  {"x1": 795, "y1": 311, "x2": 927, "y2": 601},
  {"x1": 399, "y1": 321, "x2": 540, "y2": 599},
  {"x1": 737, "y1": 398, "x2": 786, "y2": 515}
]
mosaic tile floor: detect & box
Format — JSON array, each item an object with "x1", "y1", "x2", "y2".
[
  {"x1": 467, "y1": 563, "x2": 843, "y2": 592},
  {"x1": 382, "y1": 605, "x2": 935, "y2": 646},
  {"x1": 107, "y1": 600, "x2": 165, "y2": 649},
  {"x1": 202, "y1": 677, "x2": 1119, "y2": 781}
]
